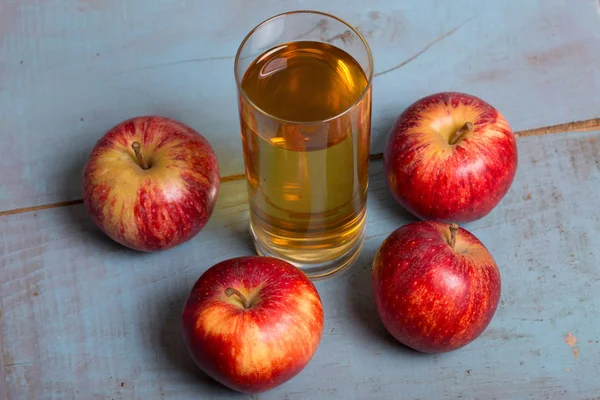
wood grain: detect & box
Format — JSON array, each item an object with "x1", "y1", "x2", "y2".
[
  {"x1": 1, "y1": 129, "x2": 599, "y2": 399},
  {"x1": 1, "y1": 117, "x2": 598, "y2": 218},
  {"x1": 1, "y1": 0, "x2": 600, "y2": 212},
  {"x1": 0, "y1": 200, "x2": 84, "y2": 217},
  {"x1": 514, "y1": 118, "x2": 600, "y2": 138}
]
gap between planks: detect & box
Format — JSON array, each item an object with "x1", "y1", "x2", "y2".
[{"x1": 0, "y1": 117, "x2": 598, "y2": 218}]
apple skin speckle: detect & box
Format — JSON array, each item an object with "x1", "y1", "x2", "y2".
[
  {"x1": 384, "y1": 92, "x2": 518, "y2": 223},
  {"x1": 182, "y1": 256, "x2": 324, "y2": 393},
  {"x1": 82, "y1": 116, "x2": 219, "y2": 252},
  {"x1": 372, "y1": 221, "x2": 501, "y2": 353}
]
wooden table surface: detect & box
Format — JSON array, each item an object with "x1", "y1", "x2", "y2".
[{"x1": 1, "y1": 1, "x2": 599, "y2": 399}]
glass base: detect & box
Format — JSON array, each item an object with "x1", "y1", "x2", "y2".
[{"x1": 250, "y1": 223, "x2": 364, "y2": 280}]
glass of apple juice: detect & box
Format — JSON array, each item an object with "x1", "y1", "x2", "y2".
[{"x1": 234, "y1": 10, "x2": 374, "y2": 279}]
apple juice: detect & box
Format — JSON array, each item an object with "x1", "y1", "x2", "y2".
[{"x1": 238, "y1": 40, "x2": 371, "y2": 275}]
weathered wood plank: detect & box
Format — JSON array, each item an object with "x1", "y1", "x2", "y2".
[
  {"x1": 1, "y1": 0, "x2": 600, "y2": 211},
  {"x1": 1, "y1": 130, "x2": 599, "y2": 399}
]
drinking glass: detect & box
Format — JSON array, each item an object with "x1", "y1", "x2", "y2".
[{"x1": 234, "y1": 10, "x2": 373, "y2": 279}]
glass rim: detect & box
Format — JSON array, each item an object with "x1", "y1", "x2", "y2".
[{"x1": 234, "y1": 9, "x2": 374, "y2": 125}]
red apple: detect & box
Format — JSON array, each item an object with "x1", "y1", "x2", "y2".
[
  {"x1": 384, "y1": 92, "x2": 518, "y2": 223},
  {"x1": 82, "y1": 116, "x2": 219, "y2": 252},
  {"x1": 371, "y1": 221, "x2": 501, "y2": 353},
  {"x1": 181, "y1": 256, "x2": 324, "y2": 393}
]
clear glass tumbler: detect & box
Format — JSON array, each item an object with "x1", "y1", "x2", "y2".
[{"x1": 234, "y1": 10, "x2": 373, "y2": 279}]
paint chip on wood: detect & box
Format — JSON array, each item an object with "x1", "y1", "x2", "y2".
[
  {"x1": 564, "y1": 332, "x2": 577, "y2": 347},
  {"x1": 565, "y1": 332, "x2": 580, "y2": 359},
  {"x1": 369, "y1": 11, "x2": 382, "y2": 20}
]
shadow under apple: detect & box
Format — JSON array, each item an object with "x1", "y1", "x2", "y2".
[
  {"x1": 63, "y1": 202, "x2": 128, "y2": 253},
  {"x1": 59, "y1": 142, "x2": 132, "y2": 253},
  {"x1": 344, "y1": 244, "x2": 424, "y2": 358},
  {"x1": 154, "y1": 290, "x2": 245, "y2": 397},
  {"x1": 367, "y1": 163, "x2": 419, "y2": 224}
]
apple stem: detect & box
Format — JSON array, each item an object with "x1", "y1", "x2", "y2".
[
  {"x1": 449, "y1": 122, "x2": 474, "y2": 145},
  {"x1": 225, "y1": 287, "x2": 250, "y2": 309},
  {"x1": 448, "y1": 223, "x2": 459, "y2": 249},
  {"x1": 131, "y1": 141, "x2": 149, "y2": 170}
]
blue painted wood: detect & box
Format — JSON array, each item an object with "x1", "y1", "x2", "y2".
[
  {"x1": 1, "y1": 130, "x2": 599, "y2": 398},
  {"x1": 1, "y1": 0, "x2": 600, "y2": 211}
]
